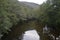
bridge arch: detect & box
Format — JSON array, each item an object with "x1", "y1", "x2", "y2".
[{"x1": 1, "y1": 18, "x2": 43, "y2": 40}]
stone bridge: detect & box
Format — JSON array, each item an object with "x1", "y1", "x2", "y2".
[{"x1": 1, "y1": 18, "x2": 53, "y2": 40}]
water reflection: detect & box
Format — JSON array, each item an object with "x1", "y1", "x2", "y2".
[{"x1": 22, "y1": 30, "x2": 40, "y2": 40}]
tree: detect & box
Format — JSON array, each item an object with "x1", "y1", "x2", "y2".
[{"x1": 0, "y1": 0, "x2": 35, "y2": 39}]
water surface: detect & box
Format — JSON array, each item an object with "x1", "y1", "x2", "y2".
[{"x1": 22, "y1": 30, "x2": 40, "y2": 40}]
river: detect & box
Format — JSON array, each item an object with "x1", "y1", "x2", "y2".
[{"x1": 21, "y1": 30, "x2": 40, "y2": 40}]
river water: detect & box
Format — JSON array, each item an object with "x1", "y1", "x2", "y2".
[{"x1": 22, "y1": 30, "x2": 40, "y2": 40}]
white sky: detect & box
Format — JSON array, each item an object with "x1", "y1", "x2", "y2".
[{"x1": 18, "y1": 0, "x2": 46, "y2": 4}]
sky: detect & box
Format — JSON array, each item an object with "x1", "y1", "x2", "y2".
[
  {"x1": 22, "y1": 30, "x2": 40, "y2": 40},
  {"x1": 18, "y1": 0, "x2": 46, "y2": 4}
]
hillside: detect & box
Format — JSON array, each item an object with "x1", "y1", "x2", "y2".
[{"x1": 19, "y1": 1, "x2": 39, "y2": 9}]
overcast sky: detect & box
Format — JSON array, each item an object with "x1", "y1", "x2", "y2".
[{"x1": 18, "y1": 0, "x2": 46, "y2": 4}]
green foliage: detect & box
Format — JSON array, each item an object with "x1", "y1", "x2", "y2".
[
  {"x1": 35, "y1": 0, "x2": 60, "y2": 40},
  {"x1": 37, "y1": 0, "x2": 60, "y2": 29},
  {"x1": 0, "y1": 0, "x2": 20, "y2": 34},
  {"x1": 0, "y1": 0, "x2": 35, "y2": 36},
  {"x1": 46, "y1": 0, "x2": 60, "y2": 28}
]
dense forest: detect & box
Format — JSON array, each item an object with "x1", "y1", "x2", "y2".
[{"x1": 0, "y1": 0, "x2": 60, "y2": 40}]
